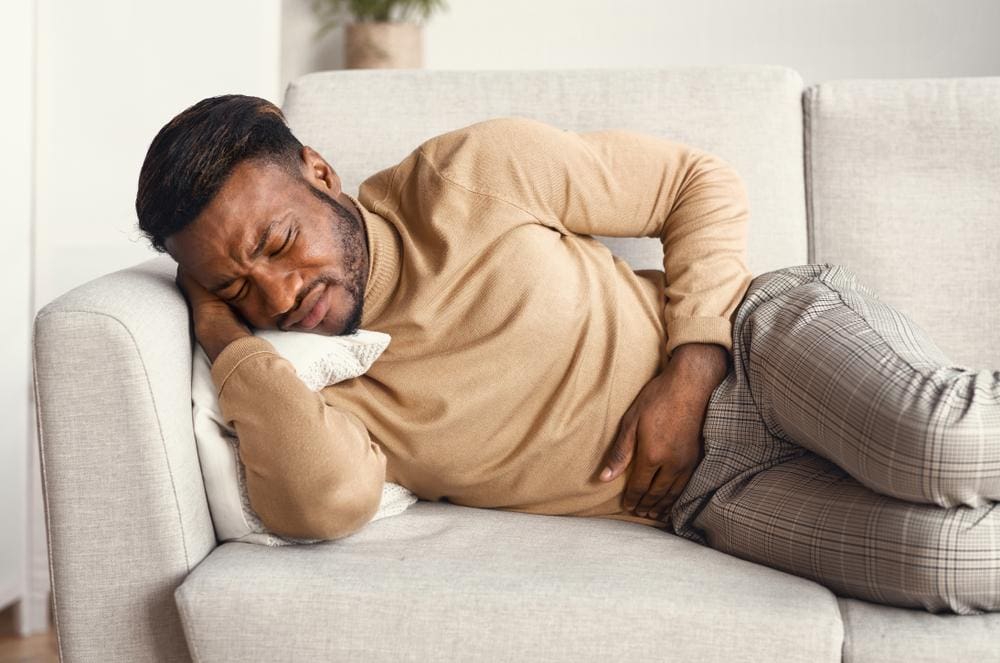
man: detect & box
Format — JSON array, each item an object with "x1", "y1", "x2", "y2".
[{"x1": 137, "y1": 95, "x2": 999, "y2": 615}]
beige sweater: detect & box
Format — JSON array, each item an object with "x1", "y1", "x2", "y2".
[{"x1": 210, "y1": 117, "x2": 753, "y2": 536}]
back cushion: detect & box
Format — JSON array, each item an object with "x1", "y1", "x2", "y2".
[
  {"x1": 807, "y1": 78, "x2": 1000, "y2": 369},
  {"x1": 282, "y1": 67, "x2": 807, "y2": 276}
]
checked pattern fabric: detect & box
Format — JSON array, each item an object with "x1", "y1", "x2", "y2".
[{"x1": 669, "y1": 263, "x2": 1000, "y2": 614}]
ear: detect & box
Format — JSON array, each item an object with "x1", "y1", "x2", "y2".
[{"x1": 300, "y1": 145, "x2": 342, "y2": 197}]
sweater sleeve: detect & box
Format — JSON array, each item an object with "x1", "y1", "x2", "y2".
[
  {"x1": 209, "y1": 335, "x2": 385, "y2": 539},
  {"x1": 420, "y1": 117, "x2": 753, "y2": 357}
]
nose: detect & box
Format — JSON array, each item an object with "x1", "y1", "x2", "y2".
[{"x1": 254, "y1": 267, "x2": 303, "y2": 321}]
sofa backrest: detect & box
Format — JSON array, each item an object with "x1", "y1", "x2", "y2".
[
  {"x1": 282, "y1": 67, "x2": 808, "y2": 276},
  {"x1": 806, "y1": 78, "x2": 1000, "y2": 369}
]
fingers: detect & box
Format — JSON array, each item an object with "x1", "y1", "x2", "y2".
[
  {"x1": 646, "y1": 466, "x2": 695, "y2": 520},
  {"x1": 600, "y1": 415, "x2": 637, "y2": 482},
  {"x1": 631, "y1": 467, "x2": 676, "y2": 516},
  {"x1": 622, "y1": 460, "x2": 659, "y2": 513}
]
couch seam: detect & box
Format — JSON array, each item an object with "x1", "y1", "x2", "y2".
[
  {"x1": 173, "y1": 586, "x2": 203, "y2": 663},
  {"x1": 35, "y1": 308, "x2": 194, "y2": 572},
  {"x1": 30, "y1": 330, "x2": 67, "y2": 663},
  {"x1": 837, "y1": 600, "x2": 852, "y2": 662},
  {"x1": 803, "y1": 85, "x2": 818, "y2": 264}
]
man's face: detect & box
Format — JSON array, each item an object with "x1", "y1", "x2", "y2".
[{"x1": 165, "y1": 148, "x2": 369, "y2": 336}]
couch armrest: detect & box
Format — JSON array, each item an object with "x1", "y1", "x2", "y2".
[{"x1": 33, "y1": 256, "x2": 216, "y2": 663}]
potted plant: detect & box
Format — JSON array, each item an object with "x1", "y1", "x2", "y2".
[{"x1": 312, "y1": 0, "x2": 448, "y2": 69}]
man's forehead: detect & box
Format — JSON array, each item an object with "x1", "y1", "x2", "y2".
[
  {"x1": 208, "y1": 159, "x2": 290, "y2": 223},
  {"x1": 188, "y1": 162, "x2": 294, "y2": 244},
  {"x1": 167, "y1": 163, "x2": 296, "y2": 283}
]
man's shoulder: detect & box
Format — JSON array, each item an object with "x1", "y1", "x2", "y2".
[
  {"x1": 358, "y1": 117, "x2": 567, "y2": 209},
  {"x1": 416, "y1": 117, "x2": 563, "y2": 171}
]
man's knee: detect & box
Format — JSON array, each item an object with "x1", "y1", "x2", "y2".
[
  {"x1": 890, "y1": 372, "x2": 1000, "y2": 507},
  {"x1": 890, "y1": 503, "x2": 1000, "y2": 614}
]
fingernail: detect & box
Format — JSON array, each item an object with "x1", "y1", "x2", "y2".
[{"x1": 600, "y1": 467, "x2": 612, "y2": 481}]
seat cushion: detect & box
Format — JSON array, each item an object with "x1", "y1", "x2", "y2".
[
  {"x1": 840, "y1": 598, "x2": 1000, "y2": 662},
  {"x1": 175, "y1": 502, "x2": 843, "y2": 662},
  {"x1": 282, "y1": 66, "x2": 808, "y2": 277},
  {"x1": 805, "y1": 77, "x2": 1000, "y2": 369}
]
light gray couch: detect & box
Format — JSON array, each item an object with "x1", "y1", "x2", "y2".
[{"x1": 32, "y1": 67, "x2": 1000, "y2": 662}]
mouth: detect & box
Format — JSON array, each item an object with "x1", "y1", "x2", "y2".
[{"x1": 287, "y1": 284, "x2": 330, "y2": 330}]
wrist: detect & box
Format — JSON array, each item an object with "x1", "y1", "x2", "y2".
[
  {"x1": 194, "y1": 309, "x2": 252, "y2": 363},
  {"x1": 667, "y1": 343, "x2": 730, "y2": 389}
]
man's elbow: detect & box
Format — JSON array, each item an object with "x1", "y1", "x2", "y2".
[
  {"x1": 312, "y1": 485, "x2": 382, "y2": 539},
  {"x1": 265, "y1": 477, "x2": 381, "y2": 541}
]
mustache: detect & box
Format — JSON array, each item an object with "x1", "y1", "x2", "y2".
[
  {"x1": 278, "y1": 274, "x2": 340, "y2": 330},
  {"x1": 273, "y1": 184, "x2": 365, "y2": 334}
]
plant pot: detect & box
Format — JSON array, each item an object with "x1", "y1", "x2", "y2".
[{"x1": 345, "y1": 22, "x2": 422, "y2": 69}]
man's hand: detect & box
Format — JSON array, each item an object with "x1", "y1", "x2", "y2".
[
  {"x1": 175, "y1": 266, "x2": 252, "y2": 363},
  {"x1": 599, "y1": 343, "x2": 730, "y2": 521}
]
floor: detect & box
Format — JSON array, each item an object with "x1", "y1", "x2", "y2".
[{"x1": 0, "y1": 604, "x2": 58, "y2": 663}]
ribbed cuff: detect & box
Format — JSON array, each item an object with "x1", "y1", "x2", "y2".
[
  {"x1": 209, "y1": 336, "x2": 278, "y2": 396},
  {"x1": 665, "y1": 317, "x2": 734, "y2": 357}
]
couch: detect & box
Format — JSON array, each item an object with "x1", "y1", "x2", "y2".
[{"x1": 32, "y1": 67, "x2": 1000, "y2": 662}]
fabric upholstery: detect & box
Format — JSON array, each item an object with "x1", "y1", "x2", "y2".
[
  {"x1": 33, "y1": 256, "x2": 216, "y2": 662},
  {"x1": 840, "y1": 598, "x2": 1000, "y2": 662},
  {"x1": 805, "y1": 77, "x2": 1000, "y2": 370},
  {"x1": 34, "y1": 68, "x2": 1000, "y2": 662},
  {"x1": 283, "y1": 66, "x2": 808, "y2": 277},
  {"x1": 175, "y1": 501, "x2": 844, "y2": 663}
]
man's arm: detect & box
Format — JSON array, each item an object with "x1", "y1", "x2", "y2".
[
  {"x1": 420, "y1": 118, "x2": 751, "y2": 519},
  {"x1": 600, "y1": 340, "x2": 730, "y2": 519},
  {"x1": 419, "y1": 117, "x2": 753, "y2": 358},
  {"x1": 177, "y1": 268, "x2": 385, "y2": 540}
]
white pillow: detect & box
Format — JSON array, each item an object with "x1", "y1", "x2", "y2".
[{"x1": 191, "y1": 328, "x2": 418, "y2": 546}]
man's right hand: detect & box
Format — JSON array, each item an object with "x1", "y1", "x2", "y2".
[{"x1": 175, "y1": 266, "x2": 252, "y2": 363}]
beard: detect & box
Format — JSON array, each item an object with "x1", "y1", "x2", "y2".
[{"x1": 308, "y1": 187, "x2": 368, "y2": 336}]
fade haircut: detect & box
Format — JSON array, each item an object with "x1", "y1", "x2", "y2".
[{"x1": 135, "y1": 94, "x2": 304, "y2": 253}]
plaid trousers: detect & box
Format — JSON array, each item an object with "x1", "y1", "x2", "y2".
[{"x1": 669, "y1": 263, "x2": 1000, "y2": 615}]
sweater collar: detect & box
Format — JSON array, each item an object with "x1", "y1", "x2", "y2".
[{"x1": 344, "y1": 192, "x2": 401, "y2": 328}]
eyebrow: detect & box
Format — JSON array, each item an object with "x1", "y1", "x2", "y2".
[{"x1": 209, "y1": 220, "x2": 281, "y2": 294}]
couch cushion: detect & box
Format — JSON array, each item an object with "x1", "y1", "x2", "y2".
[
  {"x1": 175, "y1": 502, "x2": 843, "y2": 662},
  {"x1": 840, "y1": 598, "x2": 1000, "y2": 663},
  {"x1": 806, "y1": 77, "x2": 1000, "y2": 369},
  {"x1": 283, "y1": 67, "x2": 807, "y2": 277}
]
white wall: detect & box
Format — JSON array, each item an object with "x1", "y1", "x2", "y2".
[
  {"x1": 424, "y1": 0, "x2": 1000, "y2": 80},
  {"x1": 282, "y1": 0, "x2": 1000, "y2": 90},
  {"x1": 283, "y1": 0, "x2": 345, "y2": 93},
  {"x1": 0, "y1": 0, "x2": 35, "y2": 618},
  {"x1": 6, "y1": 0, "x2": 284, "y2": 635},
  {"x1": 34, "y1": 0, "x2": 284, "y2": 308},
  {"x1": 10, "y1": 0, "x2": 999, "y2": 636}
]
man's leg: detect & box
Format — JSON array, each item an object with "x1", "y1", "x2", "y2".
[
  {"x1": 742, "y1": 263, "x2": 1000, "y2": 508},
  {"x1": 669, "y1": 263, "x2": 1000, "y2": 613},
  {"x1": 693, "y1": 452, "x2": 1000, "y2": 614}
]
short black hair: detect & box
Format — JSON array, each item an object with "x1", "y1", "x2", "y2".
[{"x1": 135, "y1": 94, "x2": 303, "y2": 253}]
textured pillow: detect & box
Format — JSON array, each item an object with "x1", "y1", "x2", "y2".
[{"x1": 191, "y1": 328, "x2": 418, "y2": 546}]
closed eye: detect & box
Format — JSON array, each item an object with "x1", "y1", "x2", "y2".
[
  {"x1": 269, "y1": 228, "x2": 293, "y2": 257},
  {"x1": 223, "y1": 226, "x2": 294, "y2": 301},
  {"x1": 225, "y1": 282, "x2": 249, "y2": 302}
]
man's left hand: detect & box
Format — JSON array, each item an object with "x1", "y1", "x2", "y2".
[{"x1": 599, "y1": 343, "x2": 730, "y2": 521}]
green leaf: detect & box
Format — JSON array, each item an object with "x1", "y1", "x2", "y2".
[{"x1": 311, "y1": 0, "x2": 448, "y2": 32}]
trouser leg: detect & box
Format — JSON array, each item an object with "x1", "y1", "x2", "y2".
[
  {"x1": 742, "y1": 263, "x2": 1000, "y2": 508},
  {"x1": 669, "y1": 263, "x2": 1000, "y2": 614},
  {"x1": 693, "y1": 452, "x2": 1000, "y2": 614}
]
